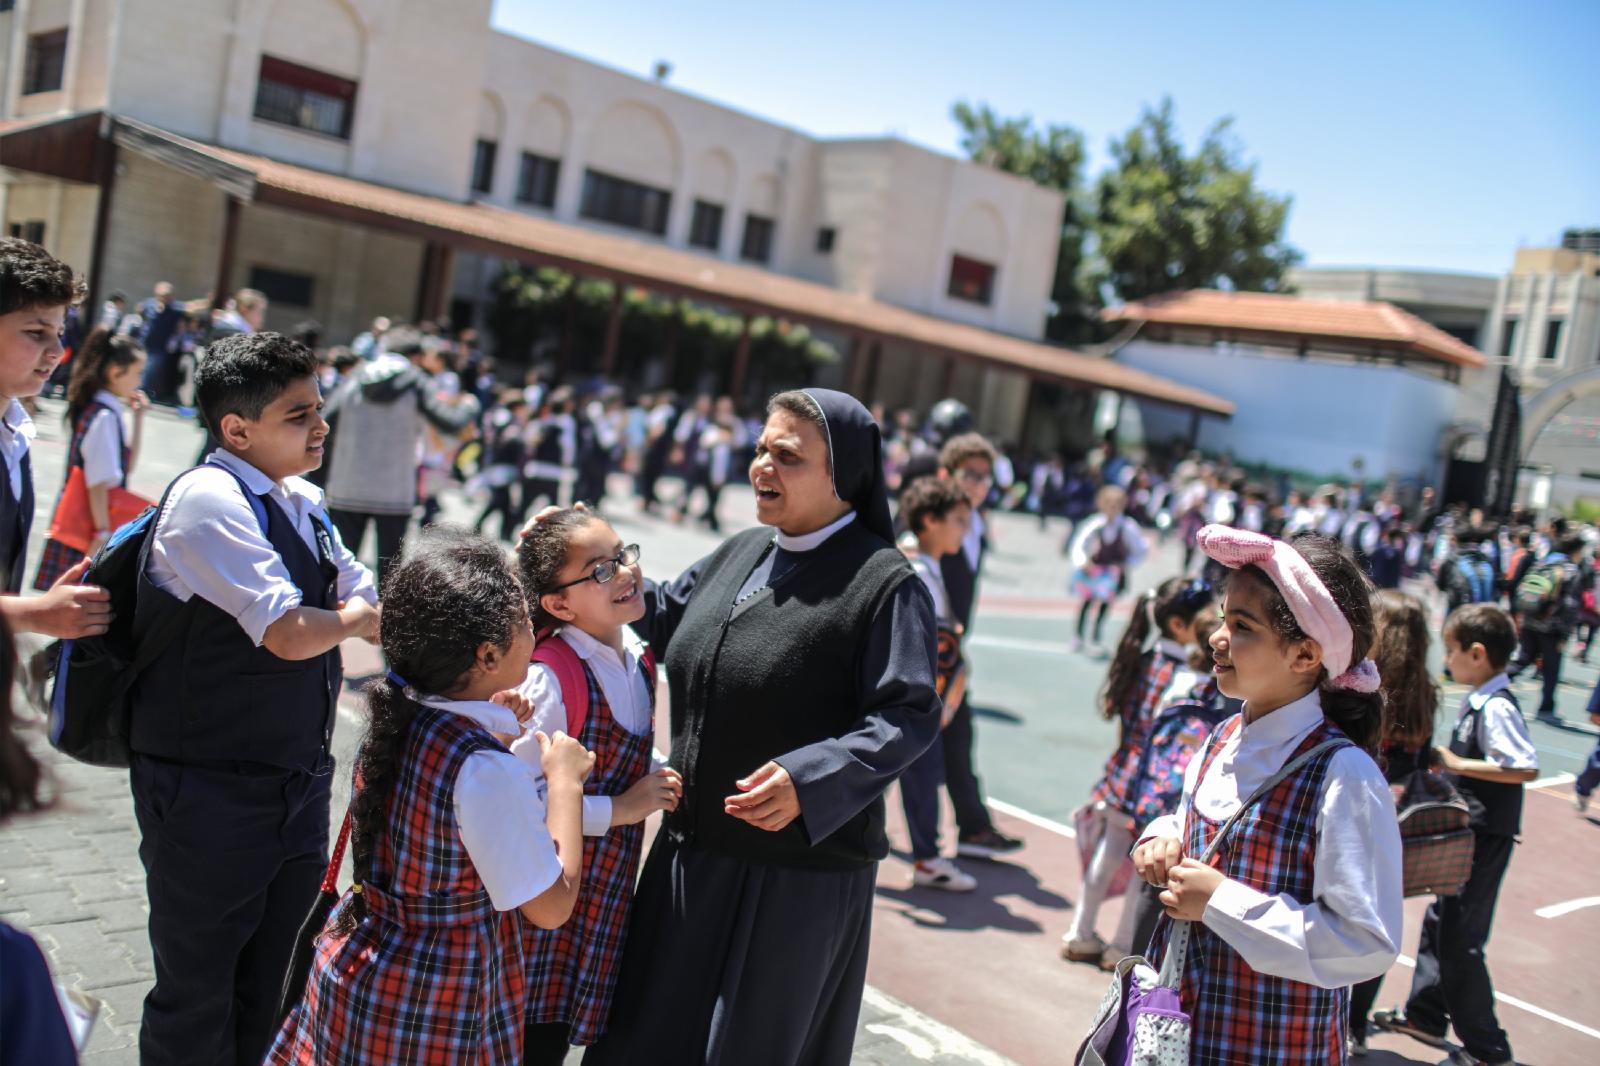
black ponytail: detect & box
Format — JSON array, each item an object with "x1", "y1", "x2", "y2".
[
  {"x1": 64, "y1": 327, "x2": 143, "y2": 429},
  {"x1": 331, "y1": 527, "x2": 529, "y2": 936},
  {"x1": 1099, "y1": 575, "x2": 1216, "y2": 721}
]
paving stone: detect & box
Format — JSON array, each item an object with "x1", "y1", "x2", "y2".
[
  {"x1": 6, "y1": 888, "x2": 100, "y2": 924},
  {"x1": 33, "y1": 917, "x2": 138, "y2": 979},
  {"x1": 0, "y1": 863, "x2": 61, "y2": 895},
  {"x1": 43, "y1": 845, "x2": 118, "y2": 876},
  {"x1": 64, "y1": 870, "x2": 144, "y2": 906},
  {"x1": 90, "y1": 896, "x2": 150, "y2": 934}
]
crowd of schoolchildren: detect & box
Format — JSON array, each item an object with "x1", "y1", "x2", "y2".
[{"x1": 2, "y1": 235, "x2": 1595, "y2": 1066}]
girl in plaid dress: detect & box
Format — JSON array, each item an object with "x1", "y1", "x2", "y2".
[
  {"x1": 1063, "y1": 575, "x2": 1215, "y2": 965},
  {"x1": 513, "y1": 510, "x2": 683, "y2": 1064},
  {"x1": 33, "y1": 327, "x2": 146, "y2": 588},
  {"x1": 1133, "y1": 528, "x2": 1404, "y2": 1065},
  {"x1": 271, "y1": 529, "x2": 594, "y2": 1066}
]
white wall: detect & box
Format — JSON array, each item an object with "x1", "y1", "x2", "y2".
[{"x1": 1120, "y1": 339, "x2": 1460, "y2": 482}]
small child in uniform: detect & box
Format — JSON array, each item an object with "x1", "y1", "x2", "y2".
[
  {"x1": 34, "y1": 326, "x2": 148, "y2": 586},
  {"x1": 514, "y1": 508, "x2": 684, "y2": 1063},
  {"x1": 1372, "y1": 603, "x2": 1536, "y2": 1066},
  {"x1": 1132, "y1": 527, "x2": 1404, "y2": 1065},
  {"x1": 1068, "y1": 485, "x2": 1148, "y2": 654},
  {"x1": 896, "y1": 477, "x2": 977, "y2": 892},
  {"x1": 271, "y1": 528, "x2": 593, "y2": 1065},
  {"x1": 1062, "y1": 575, "x2": 1215, "y2": 964}
]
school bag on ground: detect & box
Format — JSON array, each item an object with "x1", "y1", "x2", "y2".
[
  {"x1": 46, "y1": 467, "x2": 272, "y2": 768},
  {"x1": 1393, "y1": 764, "x2": 1475, "y2": 897},
  {"x1": 1075, "y1": 739, "x2": 1344, "y2": 1066},
  {"x1": 530, "y1": 628, "x2": 657, "y2": 737}
]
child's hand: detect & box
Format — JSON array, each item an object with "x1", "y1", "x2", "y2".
[
  {"x1": 1434, "y1": 745, "x2": 1465, "y2": 773},
  {"x1": 615, "y1": 768, "x2": 684, "y2": 824},
  {"x1": 537, "y1": 730, "x2": 594, "y2": 785},
  {"x1": 517, "y1": 501, "x2": 589, "y2": 542},
  {"x1": 338, "y1": 599, "x2": 381, "y2": 643},
  {"x1": 1133, "y1": 835, "x2": 1185, "y2": 887},
  {"x1": 129, "y1": 390, "x2": 149, "y2": 415},
  {"x1": 1158, "y1": 857, "x2": 1225, "y2": 921},
  {"x1": 490, "y1": 689, "x2": 537, "y2": 729}
]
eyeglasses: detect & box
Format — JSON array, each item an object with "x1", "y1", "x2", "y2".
[
  {"x1": 550, "y1": 544, "x2": 642, "y2": 591},
  {"x1": 956, "y1": 468, "x2": 994, "y2": 486}
]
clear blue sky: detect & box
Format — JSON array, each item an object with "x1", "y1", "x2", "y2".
[{"x1": 491, "y1": 0, "x2": 1598, "y2": 276}]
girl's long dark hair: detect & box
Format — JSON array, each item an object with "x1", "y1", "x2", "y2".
[
  {"x1": 65, "y1": 326, "x2": 143, "y2": 428},
  {"x1": 332, "y1": 527, "x2": 529, "y2": 936},
  {"x1": 1100, "y1": 576, "x2": 1215, "y2": 721},
  {"x1": 515, "y1": 507, "x2": 603, "y2": 631},
  {"x1": 1373, "y1": 589, "x2": 1439, "y2": 749},
  {"x1": 1236, "y1": 533, "x2": 1384, "y2": 754}
]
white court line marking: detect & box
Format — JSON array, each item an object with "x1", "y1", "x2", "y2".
[
  {"x1": 860, "y1": 986, "x2": 1020, "y2": 1066},
  {"x1": 992, "y1": 792, "x2": 1600, "y2": 1042},
  {"x1": 967, "y1": 634, "x2": 1070, "y2": 656},
  {"x1": 1535, "y1": 896, "x2": 1600, "y2": 919},
  {"x1": 1529, "y1": 771, "x2": 1576, "y2": 790}
]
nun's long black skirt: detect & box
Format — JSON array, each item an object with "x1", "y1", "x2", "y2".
[{"x1": 584, "y1": 828, "x2": 875, "y2": 1066}]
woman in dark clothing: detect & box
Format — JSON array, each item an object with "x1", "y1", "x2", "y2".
[{"x1": 582, "y1": 389, "x2": 942, "y2": 1066}]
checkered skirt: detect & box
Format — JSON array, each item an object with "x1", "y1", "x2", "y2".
[
  {"x1": 1090, "y1": 649, "x2": 1182, "y2": 814},
  {"x1": 522, "y1": 650, "x2": 655, "y2": 1045},
  {"x1": 1147, "y1": 717, "x2": 1353, "y2": 1065},
  {"x1": 269, "y1": 708, "x2": 528, "y2": 1066}
]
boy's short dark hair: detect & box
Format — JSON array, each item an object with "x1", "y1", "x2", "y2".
[
  {"x1": 194, "y1": 332, "x2": 320, "y2": 436},
  {"x1": 938, "y1": 431, "x2": 997, "y2": 473},
  {"x1": 1556, "y1": 534, "x2": 1587, "y2": 557},
  {"x1": 0, "y1": 237, "x2": 85, "y2": 316},
  {"x1": 1444, "y1": 603, "x2": 1517, "y2": 670},
  {"x1": 899, "y1": 476, "x2": 970, "y2": 535}
]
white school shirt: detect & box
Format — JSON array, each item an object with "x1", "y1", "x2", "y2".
[
  {"x1": 79, "y1": 389, "x2": 130, "y2": 489},
  {"x1": 1139, "y1": 690, "x2": 1404, "y2": 989},
  {"x1": 0, "y1": 398, "x2": 35, "y2": 502},
  {"x1": 961, "y1": 505, "x2": 985, "y2": 570},
  {"x1": 145, "y1": 450, "x2": 378, "y2": 646},
  {"x1": 411, "y1": 693, "x2": 564, "y2": 912},
  {"x1": 511, "y1": 624, "x2": 668, "y2": 836},
  {"x1": 1456, "y1": 673, "x2": 1538, "y2": 770},
  {"x1": 908, "y1": 553, "x2": 952, "y2": 625}
]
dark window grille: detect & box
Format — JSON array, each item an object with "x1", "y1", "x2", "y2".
[
  {"x1": 252, "y1": 55, "x2": 358, "y2": 140},
  {"x1": 740, "y1": 214, "x2": 774, "y2": 263},
  {"x1": 471, "y1": 139, "x2": 499, "y2": 195},
  {"x1": 579, "y1": 169, "x2": 671, "y2": 236},
  {"x1": 1500, "y1": 318, "x2": 1519, "y2": 359},
  {"x1": 815, "y1": 227, "x2": 836, "y2": 253},
  {"x1": 1543, "y1": 319, "x2": 1564, "y2": 360},
  {"x1": 7, "y1": 220, "x2": 46, "y2": 244},
  {"x1": 23, "y1": 29, "x2": 67, "y2": 95},
  {"x1": 947, "y1": 254, "x2": 996, "y2": 305},
  {"x1": 516, "y1": 152, "x2": 560, "y2": 207},
  {"x1": 247, "y1": 266, "x2": 315, "y2": 308},
  {"x1": 689, "y1": 200, "x2": 724, "y2": 250}
]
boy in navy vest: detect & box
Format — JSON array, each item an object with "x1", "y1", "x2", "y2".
[
  {"x1": 0, "y1": 238, "x2": 112, "y2": 635},
  {"x1": 128, "y1": 332, "x2": 379, "y2": 1066},
  {"x1": 1374, "y1": 603, "x2": 1536, "y2": 1066}
]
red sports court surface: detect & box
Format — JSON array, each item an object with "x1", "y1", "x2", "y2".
[{"x1": 869, "y1": 779, "x2": 1598, "y2": 1066}]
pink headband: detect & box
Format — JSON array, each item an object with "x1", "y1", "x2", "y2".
[{"x1": 1197, "y1": 524, "x2": 1380, "y2": 694}]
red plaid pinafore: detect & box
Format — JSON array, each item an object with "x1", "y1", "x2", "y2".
[
  {"x1": 34, "y1": 401, "x2": 127, "y2": 589},
  {"x1": 269, "y1": 708, "x2": 528, "y2": 1066},
  {"x1": 1147, "y1": 716, "x2": 1353, "y2": 1065},
  {"x1": 523, "y1": 647, "x2": 655, "y2": 1045},
  {"x1": 1090, "y1": 648, "x2": 1182, "y2": 815}
]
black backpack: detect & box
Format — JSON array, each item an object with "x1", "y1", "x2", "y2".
[{"x1": 47, "y1": 466, "x2": 269, "y2": 767}]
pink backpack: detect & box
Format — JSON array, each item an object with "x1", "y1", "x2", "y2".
[{"x1": 530, "y1": 630, "x2": 658, "y2": 738}]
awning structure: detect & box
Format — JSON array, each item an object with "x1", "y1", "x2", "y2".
[{"x1": 2, "y1": 111, "x2": 1234, "y2": 418}]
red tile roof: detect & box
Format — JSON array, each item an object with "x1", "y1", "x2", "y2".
[{"x1": 1105, "y1": 290, "x2": 1487, "y2": 370}]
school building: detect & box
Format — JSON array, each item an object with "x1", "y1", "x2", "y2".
[{"x1": 0, "y1": 0, "x2": 1230, "y2": 446}]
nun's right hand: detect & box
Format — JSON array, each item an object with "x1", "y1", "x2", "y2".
[{"x1": 516, "y1": 501, "x2": 589, "y2": 542}]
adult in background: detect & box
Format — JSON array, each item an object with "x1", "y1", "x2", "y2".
[
  {"x1": 584, "y1": 388, "x2": 941, "y2": 1065},
  {"x1": 136, "y1": 282, "x2": 186, "y2": 406}
]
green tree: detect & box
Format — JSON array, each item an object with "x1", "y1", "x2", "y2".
[
  {"x1": 950, "y1": 100, "x2": 1096, "y2": 343},
  {"x1": 1092, "y1": 97, "x2": 1301, "y2": 301}
]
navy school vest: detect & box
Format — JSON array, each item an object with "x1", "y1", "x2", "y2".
[
  {"x1": 0, "y1": 450, "x2": 35, "y2": 594},
  {"x1": 129, "y1": 473, "x2": 342, "y2": 770},
  {"x1": 1449, "y1": 692, "x2": 1524, "y2": 836}
]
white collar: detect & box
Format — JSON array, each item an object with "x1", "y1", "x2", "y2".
[
  {"x1": 556, "y1": 623, "x2": 646, "y2": 669},
  {"x1": 775, "y1": 509, "x2": 855, "y2": 552},
  {"x1": 1240, "y1": 688, "x2": 1323, "y2": 744},
  {"x1": 1155, "y1": 637, "x2": 1189, "y2": 662},
  {"x1": 93, "y1": 389, "x2": 123, "y2": 410},
  {"x1": 0, "y1": 398, "x2": 35, "y2": 445},
  {"x1": 413, "y1": 693, "x2": 523, "y2": 737},
  {"x1": 206, "y1": 448, "x2": 324, "y2": 506},
  {"x1": 1466, "y1": 672, "x2": 1511, "y2": 711}
]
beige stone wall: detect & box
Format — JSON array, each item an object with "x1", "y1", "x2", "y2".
[
  {"x1": 99, "y1": 151, "x2": 225, "y2": 302},
  {"x1": 1, "y1": 176, "x2": 95, "y2": 276}
]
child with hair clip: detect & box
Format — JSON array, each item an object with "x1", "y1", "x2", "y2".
[
  {"x1": 513, "y1": 507, "x2": 683, "y2": 1064},
  {"x1": 1062, "y1": 575, "x2": 1216, "y2": 965},
  {"x1": 271, "y1": 528, "x2": 593, "y2": 1066},
  {"x1": 1132, "y1": 527, "x2": 1404, "y2": 1065},
  {"x1": 34, "y1": 326, "x2": 148, "y2": 587},
  {"x1": 1068, "y1": 484, "x2": 1148, "y2": 655}
]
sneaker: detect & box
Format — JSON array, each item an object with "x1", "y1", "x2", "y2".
[
  {"x1": 1347, "y1": 1031, "x2": 1368, "y2": 1057},
  {"x1": 956, "y1": 828, "x2": 1025, "y2": 860},
  {"x1": 1098, "y1": 945, "x2": 1126, "y2": 972},
  {"x1": 1370, "y1": 1009, "x2": 1450, "y2": 1050},
  {"x1": 912, "y1": 857, "x2": 976, "y2": 892},
  {"x1": 1059, "y1": 932, "x2": 1107, "y2": 963},
  {"x1": 1578, "y1": 790, "x2": 1592, "y2": 815}
]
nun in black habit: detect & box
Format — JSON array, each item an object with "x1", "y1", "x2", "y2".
[{"x1": 583, "y1": 388, "x2": 942, "y2": 1066}]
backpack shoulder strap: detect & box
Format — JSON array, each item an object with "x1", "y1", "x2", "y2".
[{"x1": 531, "y1": 632, "x2": 590, "y2": 738}]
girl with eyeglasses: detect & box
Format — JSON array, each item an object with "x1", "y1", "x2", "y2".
[
  {"x1": 512, "y1": 508, "x2": 683, "y2": 1064},
  {"x1": 1062, "y1": 575, "x2": 1217, "y2": 968}
]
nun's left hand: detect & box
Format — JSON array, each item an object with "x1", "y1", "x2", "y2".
[{"x1": 724, "y1": 762, "x2": 800, "y2": 831}]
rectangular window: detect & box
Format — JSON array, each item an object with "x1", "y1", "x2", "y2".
[
  {"x1": 7, "y1": 220, "x2": 45, "y2": 244},
  {"x1": 253, "y1": 55, "x2": 358, "y2": 140},
  {"x1": 471, "y1": 139, "x2": 498, "y2": 196},
  {"x1": 516, "y1": 152, "x2": 560, "y2": 208},
  {"x1": 947, "y1": 254, "x2": 997, "y2": 305},
  {"x1": 689, "y1": 200, "x2": 724, "y2": 250},
  {"x1": 740, "y1": 214, "x2": 774, "y2": 263},
  {"x1": 1543, "y1": 319, "x2": 1564, "y2": 361},
  {"x1": 1500, "y1": 318, "x2": 1520, "y2": 359},
  {"x1": 579, "y1": 169, "x2": 671, "y2": 236},
  {"x1": 815, "y1": 227, "x2": 837, "y2": 254},
  {"x1": 247, "y1": 266, "x2": 315, "y2": 308},
  {"x1": 23, "y1": 29, "x2": 67, "y2": 95}
]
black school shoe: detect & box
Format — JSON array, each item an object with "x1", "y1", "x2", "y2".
[
  {"x1": 956, "y1": 828, "x2": 1024, "y2": 860},
  {"x1": 1370, "y1": 1009, "x2": 1450, "y2": 1050}
]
